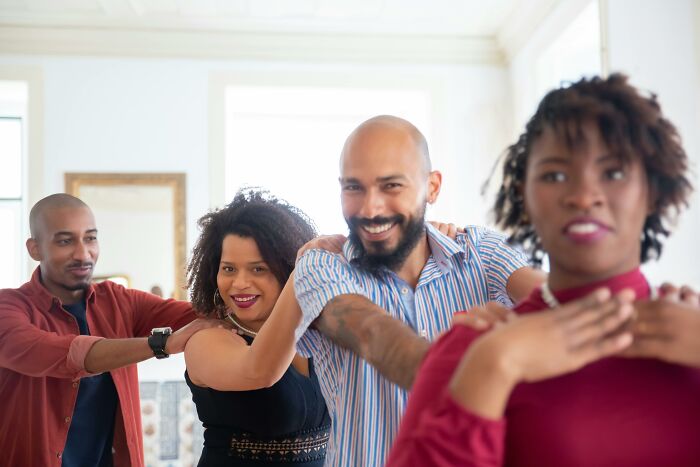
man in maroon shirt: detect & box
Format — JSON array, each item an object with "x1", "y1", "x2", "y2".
[{"x1": 0, "y1": 193, "x2": 225, "y2": 466}]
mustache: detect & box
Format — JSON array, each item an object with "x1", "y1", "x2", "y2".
[
  {"x1": 66, "y1": 262, "x2": 94, "y2": 269},
  {"x1": 348, "y1": 215, "x2": 404, "y2": 229}
]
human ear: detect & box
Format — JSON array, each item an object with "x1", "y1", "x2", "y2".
[
  {"x1": 26, "y1": 238, "x2": 41, "y2": 261},
  {"x1": 427, "y1": 170, "x2": 442, "y2": 204}
]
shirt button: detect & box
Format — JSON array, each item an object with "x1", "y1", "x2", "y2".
[
  {"x1": 64, "y1": 416, "x2": 71, "y2": 424},
  {"x1": 72, "y1": 382, "x2": 78, "y2": 388},
  {"x1": 420, "y1": 329, "x2": 428, "y2": 338},
  {"x1": 401, "y1": 287, "x2": 409, "y2": 294},
  {"x1": 57, "y1": 452, "x2": 62, "y2": 459}
]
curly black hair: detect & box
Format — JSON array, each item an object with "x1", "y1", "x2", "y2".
[
  {"x1": 492, "y1": 73, "x2": 692, "y2": 266},
  {"x1": 186, "y1": 189, "x2": 317, "y2": 317}
]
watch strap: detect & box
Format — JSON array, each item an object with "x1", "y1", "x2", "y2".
[{"x1": 148, "y1": 330, "x2": 170, "y2": 359}]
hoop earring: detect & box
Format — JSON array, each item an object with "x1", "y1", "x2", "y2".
[{"x1": 213, "y1": 289, "x2": 226, "y2": 309}]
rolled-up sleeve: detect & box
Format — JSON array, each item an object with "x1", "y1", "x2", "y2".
[
  {"x1": 0, "y1": 302, "x2": 103, "y2": 380},
  {"x1": 293, "y1": 249, "x2": 368, "y2": 342},
  {"x1": 477, "y1": 228, "x2": 530, "y2": 305}
]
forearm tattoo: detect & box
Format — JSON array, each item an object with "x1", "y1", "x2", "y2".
[{"x1": 313, "y1": 294, "x2": 430, "y2": 389}]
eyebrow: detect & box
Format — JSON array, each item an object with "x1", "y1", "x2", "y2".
[
  {"x1": 534, "y1": 154, "x2": 619, "y2": 167},
  {"x1": 377, "y1": 174, "x2": 408, "y2": 183},
  {"x1": 220, "y1": 260, "x2": 266, "y2": 266},
  {"x1": 53, "y1": 229, "x2": 98, "y2": 238},
  {"x1": 340, "y1": 174, "x2": 408, "y2": 184},
  {"x1": 533, "y1": 156, "x2": 569, "y2": 167}
]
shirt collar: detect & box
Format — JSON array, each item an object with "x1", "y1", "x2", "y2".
[
  {"x1": 342, "y1": 222, "x2": 466, "y2": 273},
  {"x1": 25, "y1": 266, "x2": 96, "y2": 311},
  {"x1": 424, "y1": 223, "x2": 465, "y2": 274}
]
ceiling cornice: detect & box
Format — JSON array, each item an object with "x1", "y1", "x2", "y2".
[{"x1": 0, "y1": 25, "x2": 505, "y2": 65}]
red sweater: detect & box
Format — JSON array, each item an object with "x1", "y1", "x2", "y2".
[
  {"x1": 387, "y1": 268, "x2": 700, "y2": 466},
  {"x1": 0, "y1": 268, "x2": 195, "y2": 466}
]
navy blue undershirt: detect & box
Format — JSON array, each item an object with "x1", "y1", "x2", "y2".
[{"x1": 62, "y1": 300, "x2": 118, "y2": 467}]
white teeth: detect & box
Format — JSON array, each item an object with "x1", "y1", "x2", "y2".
[
  {"x1": 234, "y1": 296, "x2": 256, "y2": 302},
  {"x1": 567, "y1": 223, "x2": 599, "y2": 234},
  {"x1": 363, "y1": 223, "x2": 393, "y2": 234}
]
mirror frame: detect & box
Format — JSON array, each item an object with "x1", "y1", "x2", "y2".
[{"x1": 64, "y1": 172, "x2": 187, "y2": 300}]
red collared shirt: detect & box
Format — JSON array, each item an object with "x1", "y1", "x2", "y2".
[{"x1": 0, "y1": 268, "x2": 196, "y2": 466}]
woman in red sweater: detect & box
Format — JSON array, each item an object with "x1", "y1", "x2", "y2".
[{"x1": 387, "y1": 74, "x2": 699, "y2": 467}]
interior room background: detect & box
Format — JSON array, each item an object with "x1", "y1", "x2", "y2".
[{"x1": 1, "y1": 0, "x2": 698, "y2": 465}]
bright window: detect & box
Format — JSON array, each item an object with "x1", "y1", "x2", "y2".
[
  {"x1": 224, "y1": 85, "x2": 432, "y2": 234},
  {"x1": 0, "y1": 113, "x2": 25, "y2": 288}
]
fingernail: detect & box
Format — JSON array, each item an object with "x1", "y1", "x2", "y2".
[
  {"x1": 473, "y1": 318, "x2": 489, "y2": 329},
  {"x1": 618, "y1": 333, "x2": 633, "y2": 347},
  {"x1": 619, "y1": 303, "x2": 634, "y2": 318},
  {"x1": 454, "y1": 311, "x2": 468, "y2": 316},
  {"x1": 617, "y1": 288, "x2": 636, "y2": 302},
  {"x1": 593, "y1": 288, "x2": 611, "y2": 301}
]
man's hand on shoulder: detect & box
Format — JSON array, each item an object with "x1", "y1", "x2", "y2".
[
  {"x1": 296, "y1": 234, "x2": 347, "y2": 261},
  {"x1": 165, "y1": 318, "x2": 234, "y2": 355},
  {"x1": 428, "y1": 221, "x2": 464, "y2": 240}
]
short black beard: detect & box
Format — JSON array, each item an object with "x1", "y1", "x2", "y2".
[
  {"x1": 61, "y1": 282, "x2": 91, "y2": 292},
  {"x1": 347, "y1": 208, "x2": 426, "y2": 276}
]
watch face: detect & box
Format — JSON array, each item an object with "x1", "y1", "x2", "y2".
[{"x1": 151, "y1": 327, "x2": 172, "y2": 335}]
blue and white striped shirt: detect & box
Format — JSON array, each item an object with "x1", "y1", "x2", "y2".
[{"x1": 294, "y1": 224, "x2": 529, "y2": 466}]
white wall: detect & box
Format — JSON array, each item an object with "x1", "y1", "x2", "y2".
[
  {"x1": 0, "y1": 54, "x2": 511, "y2": 260},
  {"x1": 603, "y1": 0, "x2": 700, "y2": 286}
]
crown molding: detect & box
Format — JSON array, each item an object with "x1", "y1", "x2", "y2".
[{"x1": 0, "y1": 25, "x2": 505, "y2": 65}]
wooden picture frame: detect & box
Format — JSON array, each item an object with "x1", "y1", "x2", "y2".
[{"x1": 65, "y1": 172, "x2": 187, "y2": 300}]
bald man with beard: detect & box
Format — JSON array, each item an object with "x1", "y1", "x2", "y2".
[
  {"x1": 292, "y1": 116, "x2": 544, "y2": 466},
  {"x1": 0, "y1": 194, "x2": 223, "y2": 467}
]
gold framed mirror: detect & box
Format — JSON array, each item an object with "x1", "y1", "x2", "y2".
[{"x1": 65, "y1": 173, "x2": 187, "y2": 300}]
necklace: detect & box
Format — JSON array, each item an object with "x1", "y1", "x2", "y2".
[
  {"x1": 540, "y1": 281, "x2": 658, "y2": 309},
  {"x1": 225, "y1": 313, "x2": 258, "y2": 338},
  {"x1": 540, "y1": 282, "x2": 559, "y2": 308}
]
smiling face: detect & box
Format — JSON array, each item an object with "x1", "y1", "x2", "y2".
[
  {"x1": 524, "y1": 122, "x2": 651, "y2": 289},
  {"x1": 216, "y1": 234, "x2": 283, "y2": 331},
  {"x1": 26, "y1": 206, "x2": 99, "y2": 304},
  {"x1": 339, "y1": 118, "x2": 441, "y2": 272}
]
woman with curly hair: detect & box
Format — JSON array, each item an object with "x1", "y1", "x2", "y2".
[
  {"x1": 184, "y1": 189, "x2": 330, "y2": 466},
  {"x1": 387, "y1": 74, "x2": 700, "y2": 466}
]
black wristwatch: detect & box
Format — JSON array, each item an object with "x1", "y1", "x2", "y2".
[{"x1": 148, "y1": 327, "x2": 172, "y2": 359}]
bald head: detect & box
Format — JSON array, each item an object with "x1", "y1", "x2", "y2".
[
  {"x1": 341, "y1": 115, "x2": 431, "y2": 175},
  {"x1": 30, "y1": 193, "x2": 90, "y2": 239}
]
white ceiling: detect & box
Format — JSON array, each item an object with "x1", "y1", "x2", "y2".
[{"x1": 0, "y1": 0, "x2": 562, "y2": 63}]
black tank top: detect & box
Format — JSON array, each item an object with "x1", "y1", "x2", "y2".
[{"x1": 185, "y1": 335, "x2": 330, "y2": 466}]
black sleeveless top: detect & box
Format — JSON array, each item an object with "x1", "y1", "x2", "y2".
[{"x1": 185, "y1": 335, "x2": 331, "y2": 466}]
